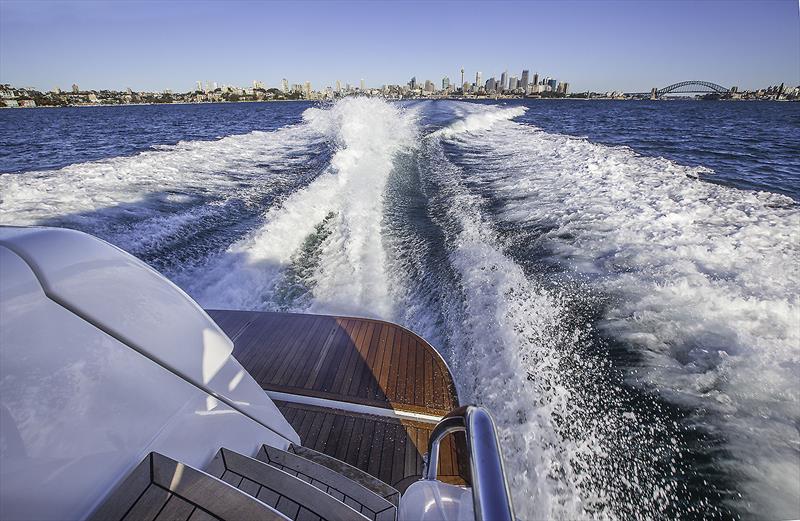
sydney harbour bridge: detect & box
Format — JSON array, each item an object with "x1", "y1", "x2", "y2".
[{"x1": 630, "y1": 80, "x2": 732, "y2": 99}]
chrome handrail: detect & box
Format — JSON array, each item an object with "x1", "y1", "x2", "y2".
[{"x1": 424, "y1": 405, "x2": 515, "y2": 521}]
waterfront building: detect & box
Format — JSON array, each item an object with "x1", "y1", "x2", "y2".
[
  {"x1": 509, "y1": 76, "x2": 518, "y2": 91},
  {"x1": 304, "y1": 81, "x2": 312, "y2": 98},
  {"x1": 500, "y1": 70, "x2": 508, "y2": 91},
  {"x1": 409, "y1": 76, "x2": 417, "y2": 90},
  {"x1": 196, "y1": 81, "x2": 203, "y2": 92},
  {"x1": 521, "y1": 70, "x2": 530, "y2": 94},
  {"x1": 462, "y1": 82, "x2": 470, "y2": 94},
  {"x1": 424, "y1": 80, "x2": 434, "y2": 93},
  {"x1": 71, "y1": 84, "x2": 79, "y2": 93},
  {"x1": 281, "y1": 79, "x2": 289, "y2": 93},
  {"x1": 548, "y1": 78, "x2": 558, "y2": 91},
  {"x1": 533, "y1": 73, "x2": 539, "y2": 86},
  {"x1": 335, "y1": 80, "x2": 341, "y2": 94},
  {"x1": 442, "y1": 77, "x2": 450, "y2": 90},
  {"x1": 476, "y1": 71, "x2": 482, "y2": 89},
  {"x1": 360, "y1": 79, "x2": 365, "y2": 91}
]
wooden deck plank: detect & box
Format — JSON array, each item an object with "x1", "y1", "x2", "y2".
[
  {"x1": 384, "y1": 330, "x2": 402, "y2": 404},
  {"x1": 314, "y1": 323, "x2": 349, "y2": 393},
  {"x1": 346, "y1": 322, "x2": 375, "y2": 398},
  {"x1": 333, "y1": 320, "x2": 365, "y2": 396},
  {"x1": 283, "y1": 317, "x2": 327, "y2": 388},
  {"x1": 313, "y1": 413, "x2": 336, "y2": 453},
  {"x1": 303, "y1": 323, "x2": 342, "y2": 389},
  {"x1": 271, "y1": 316, "x2": 320, "y2": 386},
  {"x1": 366, "y1": 324, "x2": 389, "y2": 402},
  {"x1": 424, "y1": 351, "x2": 434, "y2": 409},
  {"x1": 376, "y1": 422, "x2": 394, "y2": 486},
  {"x1": 355, "y1": 417, "x2": 374, "y2": 472},
  {"x1": 255, "y1": 314, "x2": 306, "y2": 384},
  {"x1": 395, "y1": 334, "x2": 409, "y2": 404},
  {"x1": 390, "y1": 423, "x2": 407, "y2": 488},
  {"x1": 320, "y1": 319, "x2": 354, "y2": 394},
  {"x1": 360, "y1": 323, "x2": 383, "y2": 401}
]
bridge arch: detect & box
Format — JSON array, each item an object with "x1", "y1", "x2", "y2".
[{"x1": 657, "y1": 81, "x2": 730, "y2": 97}]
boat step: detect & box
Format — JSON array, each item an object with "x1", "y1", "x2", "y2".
[
  {"x1": 89, "y1": 452, "x2": 288, "y2": 521},
  {"x1": 207, "y1": 448, "x2": 374, "y2": 521},
  {"x1": 286, "y1": 444, "x2": 400, "y2": 507},
  {"x1": 257, "y1": 444, "x2": 397, "y2": 521}
]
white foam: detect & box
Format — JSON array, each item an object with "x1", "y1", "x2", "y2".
[
  {"x1": 432, "y1": 105, "x2": 526, "y2": 137},
  {"x1": 189, "y1": 98, "x2": 418, "y2": 318},
  {"x1": 0, "y1": 126, "x2": 322, "y2": 225},
  {"x1": 438, "y1": 113, "x2": 800, "y2": 519},
  {"x1": 413, "y1": 132, "x2": 683, "y2": 520}
]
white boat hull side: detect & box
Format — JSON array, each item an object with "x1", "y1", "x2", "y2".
[
  {"x1": 0, "y1": 234, "x2": 295, "y2": 520},
  {"x1": 0, "y1": 226, "x2": 298, "y2": 444}
]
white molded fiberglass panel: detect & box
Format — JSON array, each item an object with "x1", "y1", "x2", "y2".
[
  {"x1": 0, "y1": 227, "x2": 298, "y2": 444},
  {"x1": 0, "y1": 245, "x2": 290, "y2": 521},
  {"x1": 398, "y1": 481, "x2": 475, "y2": 521}
]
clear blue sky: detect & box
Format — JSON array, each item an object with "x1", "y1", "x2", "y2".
[{"x1": 1, "y1": 0, "x2": 797, "y2": 93}]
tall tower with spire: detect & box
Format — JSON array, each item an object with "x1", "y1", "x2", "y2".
[{"x1": 460, "y1": 67, "x2": 465, "y2": 92}]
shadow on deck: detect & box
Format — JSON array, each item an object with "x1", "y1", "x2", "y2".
[{"x1": 206, "y1": 309, "x2": 465, "y2": 492}]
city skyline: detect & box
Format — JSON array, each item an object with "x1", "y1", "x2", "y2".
[{"x1": 1, "y1": 0, "x2": 798, "y2": 93}]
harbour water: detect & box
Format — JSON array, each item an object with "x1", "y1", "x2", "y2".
[{"x1": 1, "y1": 99, "x2": 798, "y2": 520}]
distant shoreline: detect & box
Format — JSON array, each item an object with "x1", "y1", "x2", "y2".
[{"x1": 1, "y1": 96, "x2": 795, "y2": 110}]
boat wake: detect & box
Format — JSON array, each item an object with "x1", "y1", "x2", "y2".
[{"x1": 1, "y1": 98, "x2": 797, "y2": 520}]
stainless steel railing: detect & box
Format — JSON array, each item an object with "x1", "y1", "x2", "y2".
[{"x1": 424, "y1": 405, "x2": 515, "y2": 521}]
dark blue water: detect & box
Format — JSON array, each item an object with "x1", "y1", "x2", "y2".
[
  {"x1": 0, "y1": 101, "x2": 312, "y2": 174},
  {"x1": 492, "y1": 99, "x2": 799, "y2": 200}
]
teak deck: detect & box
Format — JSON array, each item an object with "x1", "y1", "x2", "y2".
[
  {"x1": 207, "y1": 310, "x2": 459, "y2": 416},
  {"x1": 207, "y1": 309, "x2": 465, "y2": 491}
]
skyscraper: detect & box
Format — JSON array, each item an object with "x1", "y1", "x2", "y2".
[
  {"x1": 442, "y1": 77, "x2": 450, "y2": 90},
  {"x1": 460, "y1": 68, "x2": 465, "y2": 91},
  {"x1": 521, "y1": 70, "x2": 530, "y2": 94},
  {"x1": 196, "y1": 81, "x2": 203, "y2": 92},
  {"x1": 281, "y1": 79, "x2": 289, "y2": 93},
  {"x1": 360, "y1": 78, "x2": 365, "y2": 91},
  {"x1": 509, "y1": 76, "x2": 518, "y2": 91},
  {"x1": 475, "y1": 71, "x2": 482, "y2": 89},
  {"x1": 71, "y1": 84, "x2": 79, "y2": 93},
  {"x1": 500, "y1": 70, "x2": 508, "y2": 92},
  {"x1": 533, "y1": 73, "x2": 539, "y2": 86},
  {"x1": 335, "y1": 80, "x2": 341, "y2": 93},
  {"x1": 409, "y1": 76, "x2": 417, "y2": 90}
]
